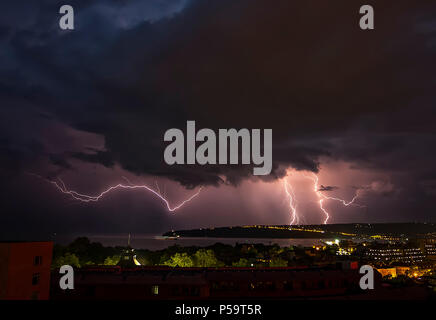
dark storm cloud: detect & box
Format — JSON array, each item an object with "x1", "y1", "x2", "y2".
[
  {"x1": 49, "y1": 153, "x2": 73, "y2": 169},
  {"x1": 1, "y1": 0, "x2": 436, "y2": 196},
  {"x1": 72, "y1": 150, "x2": 115, "y2": 168},
  {"x1": 318, "y1": 185, "x2": 339, "y2": 192}
]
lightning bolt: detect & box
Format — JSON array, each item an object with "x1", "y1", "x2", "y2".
[
  {"x1": 282, "y1": 170, "x2": 364, "y2": 225},
  {"x1": 30, "y1": 174, "x2": 202, "y2": 212},
  {"x1": 306, "y1": 172, "x2": 363, "y2": 224},
  {"x1": 283, "y1": 178, "x2": 299, "y2": 225},
  {"x1": 30, "y1": 169, "x2": 362, "y2": 224}
]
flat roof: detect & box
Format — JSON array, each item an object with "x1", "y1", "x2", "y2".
[{"x1": 0, "y1": 240, "x2": 53, "y2": 243}]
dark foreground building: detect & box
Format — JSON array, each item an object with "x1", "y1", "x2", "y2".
[
  {"x1": 0, "y1": 241, "x2": 53, "y2": 300},
  {"x1": 51, "y1": 263, "x2": 380, "y2": 300}
]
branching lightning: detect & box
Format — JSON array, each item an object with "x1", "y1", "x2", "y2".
[
  {"x1": 283, "y1": 171, "x2": 364, "y2": 225},
  {"x1": 31, "y1": 174, "x2": 202, "y2": 212},
  {"x1": 31, "y1": 168, "x2": 363, "y2": 224},
  {"x1": 306, "y1": 172, "x2": 364, "y2": 224}
]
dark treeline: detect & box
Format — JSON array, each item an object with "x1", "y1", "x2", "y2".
[{"x1": 52, "y1": 237, "x2": 343, "y2": 269}]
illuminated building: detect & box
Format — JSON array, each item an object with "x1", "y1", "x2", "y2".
[
  {"x1": 365, "y1": 246, "x2": 425, "y2": 264},
  {"x1": 416, "y1": 238, "x2": 436, "y2": 259},
  {"x1": 376, "y1": 267, "x2": 397, "y2": 278},
  {"x1": 116, "y1": 234, "x2": 141, "y2": 268}
]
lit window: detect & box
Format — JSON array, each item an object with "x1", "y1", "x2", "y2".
[{"x1": 151, "y1": 285, "x2": 159, "y2": 295}]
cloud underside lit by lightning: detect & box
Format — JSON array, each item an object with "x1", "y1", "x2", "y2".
[
  {"x1": 31, "y1": 168, "x2": 363, "y2": 224},
  {"x1": 283, "y1": 171, "x2": 364, "y2": 225}
]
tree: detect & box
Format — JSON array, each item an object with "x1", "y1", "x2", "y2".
[
  {"x1": 104, "y1": 255, "x2": 121, "y2": 265},
  {"x1": 268, "y1": 245, "x2": 284, "y2": 257},
  {"x1": 269, "y1": 258, "x2": 288, "y2": 267},
  {"x1": 163, "y1": 252, "x2": 194, "y2": 267},
  {"x1": 194, "y1": 249, "x2": 224, "y2": 267},
  {"x1": 232, "y1": 258, "x2": 250, "y2": 267},
  {"x1": 52, "y1": 253, "x2": 81, "y2": 269}
]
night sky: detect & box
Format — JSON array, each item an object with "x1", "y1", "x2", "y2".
[{"x1": 1, "y1": 0, "x2": 436, "y2": 239}]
